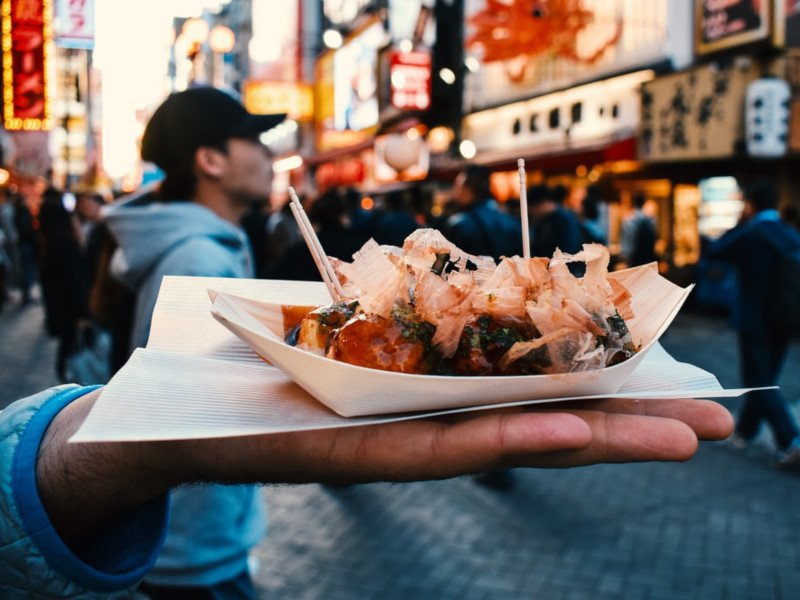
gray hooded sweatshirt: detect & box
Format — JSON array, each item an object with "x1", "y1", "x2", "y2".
[{"x1": 104, "y1": 192, "x2": 266, "y2": 587}]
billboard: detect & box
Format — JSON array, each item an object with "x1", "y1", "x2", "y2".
[
  {"x1": 1, "y1": 0, "x2": 54, "y2": 130},
  {"x1": 333, "y1": 21, "x2": 384, "y2": 132},
  {"x1": 695, "y1": 0, "x2": 771, "y2": 55},
  {"x1": 463, "y1": 0, "x2": 689, "y2": 112},
  {"x1": 389, "y1": 50, "x2": 431, "y2": 111},
  {"x1": 639, "y1": 61, "x2": 759, "y2": 161},
  {"x1": 54, "y1": 0, "x2": 93, "y2": 49},
  {"x1": 243, "y1": 81, "x2": 314, "y2": 121}
]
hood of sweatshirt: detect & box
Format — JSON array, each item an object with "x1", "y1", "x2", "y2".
[{"x1": 103, "y1": 189, "x2": 250, "y2": 289}]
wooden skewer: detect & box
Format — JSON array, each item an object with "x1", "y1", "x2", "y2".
[
  {"x1": 518, "y1": 158, "x2": 531, "y2": 259},
  {"x1": 287, "y1": 187, "x2": 346, "y2": 301},
  {"x1": 288, "y1": 202, "x2": 341, "y2": 301},
  {"x1": 288, "y1": 188, "x2": 345, "y2": 299}
]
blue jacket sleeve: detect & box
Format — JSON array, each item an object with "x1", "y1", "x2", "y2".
[
  {"x1": 0, "y1": 385, "x2": 169, "y2": 598},
  {"x1": 705, "y1": 222, "x2": 750, "y2": 262}
]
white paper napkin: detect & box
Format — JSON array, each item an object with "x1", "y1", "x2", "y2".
[{"x1": 72, "y1": 276, "x2": 747, "y2": 443}]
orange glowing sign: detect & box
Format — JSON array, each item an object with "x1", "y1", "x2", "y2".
[{"x1": 2, "y1": 0, "x2": 53, "y2": 130}]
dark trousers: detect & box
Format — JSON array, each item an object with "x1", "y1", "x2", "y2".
[
  {"x1": 736, "y1": 330, "x2": 798, "y2": 450},
  {"x1": 55, "y1": 324, "x2": 77, "y2": 382},
  {"x1": 17, "y1": 243, "x2": 35, "y2": 301},
  {"x1": 137, "y1": 569, "x2": 257, "y2": 600}
]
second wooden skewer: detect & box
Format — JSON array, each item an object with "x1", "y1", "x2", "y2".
[
  {"x1": 287, "y1": 187, "x2": 346, "y2": 301},
  {"x1": 518, "y1": 158, "x2": 531, "y2": 259}
]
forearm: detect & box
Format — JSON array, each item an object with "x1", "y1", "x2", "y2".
[
  {"x1": 3, "y1": 386, "x2": 168, "y2": 596},
  {"x1": 36, "y1": 389, "x2": 177, "y2": 550}
]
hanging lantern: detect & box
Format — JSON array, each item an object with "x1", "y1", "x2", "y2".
[{"x1": 382, "y1": 134, "x2": 422, "y2": 173}]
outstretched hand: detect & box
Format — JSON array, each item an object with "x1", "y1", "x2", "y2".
[
  {"x1": 192, "y1": 397, "x2": 733, "y2": 483},
  {"x1": 39, "y1": 391, "x2": 733, "y2": 549}
]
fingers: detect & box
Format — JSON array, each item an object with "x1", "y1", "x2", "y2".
[
  {"x1": 541, "y1": 398, "x2": 735, "y2": 441},
  {"x1": 250, "y1": 411, "x2": 593, "y2": 483},
  {"x1": 513, "y1": 411, "x2": 701, "y2": 469},
  {"x1": 198, "y1": 399, "x2": 732, "y2": 486}
]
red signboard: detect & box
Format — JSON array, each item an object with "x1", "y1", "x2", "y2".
[
  {"x1": 2, "y1": 0, "x2": 53, "y2": 130},
  {"x1": 390, "y1": 50, "x2": 431, "y2": 111}
]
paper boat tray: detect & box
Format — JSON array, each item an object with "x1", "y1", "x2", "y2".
[{"x1": 210, "y1": 264, "x2": 692, "y2": 417}]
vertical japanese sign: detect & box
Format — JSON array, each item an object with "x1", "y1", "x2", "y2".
[
  {"x1": 389, "y1": 50, "x2": 431, "y2": 111},
  {"x1": 54, "y1": 0, "x2": 93, "y2": 49},
  {"x1": 2, "y1": 0, "x2": 53, "y2": 130},
  {"x1": 696, "y1": 0, "x2": 770, "y2": 55},
  {"x1": 639, "y1": 62, "x2": 758, "y2": 161}
]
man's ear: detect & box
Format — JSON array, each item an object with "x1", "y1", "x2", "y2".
[{"x1": 194, "y1": 146, "x2": 226, "y2": 178}]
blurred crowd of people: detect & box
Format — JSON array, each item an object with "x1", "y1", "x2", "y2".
[
  {"x1": 241, "y1": 167, "x2": 659, "y2": 287},
  {"x1": 0, "y1": 187, "x2": 110, "y2": 380},
  {"x1": 0, "y1": 165, "x2": 663, "y2": 389}
]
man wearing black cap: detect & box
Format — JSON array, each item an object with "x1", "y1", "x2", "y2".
[{"x1": 103, "y1": 86, "x2": 285, "y2": 599}]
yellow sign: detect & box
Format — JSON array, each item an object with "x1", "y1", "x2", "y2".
[{"x1": 243, "y1": 81, "x2": 314, "y2": 122}]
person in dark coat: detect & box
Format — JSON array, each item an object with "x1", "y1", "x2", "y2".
[
  {"x1": 528, "y1": 184, "x2": 582, "y2": 258},
  {"x1": 579, "y1": 185, "x2": 607, "y2": 246},
  {"x1": 269, "y1": 189, "x2": 368, "y2": 281},
  {"x1": 621, "y1": 192, "x2": 658, "y2": 267},
  {"x1": 706, "y1": 179, "x2": 800, "y2": 466},
  {"x1": 87, "y1": 221, "x2": 135, "y2": 378},
  {"x1": 372, "y1": 189, "x2": 419, "y2": 247},
  {"x1": 37, "y1": 187, "x2": 89, "y2": 381},
  {"x1": 445, "y1": 165, "x2": 522, "y2": 260},
  {"x1": 240, "y1": 203, "x2": 271, "y2": 278},
  {"x1": 12, "y1": 193, "x2": 37, "y2": 303}
]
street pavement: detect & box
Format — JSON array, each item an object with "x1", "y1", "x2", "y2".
[{"x1": 1, "y1": 293, "x2": 800, "y2": 599}]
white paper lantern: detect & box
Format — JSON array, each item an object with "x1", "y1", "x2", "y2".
[{"x1": 383, "y1": 134, "x2": 421, "y2": 173}]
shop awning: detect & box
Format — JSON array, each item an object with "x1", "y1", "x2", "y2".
[{"x1": 474, "y1": 136, "x2": 637, "y2": 172}]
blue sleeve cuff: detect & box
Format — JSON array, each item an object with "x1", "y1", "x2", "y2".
[{"x1": 12, "y1": 385, "x2": 169, "y2": 593}]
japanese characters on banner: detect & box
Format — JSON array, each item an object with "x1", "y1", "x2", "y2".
[
  {"x1": 638, "y1": 61, "x2": 759, "y2": 161},
  {"x1": 54, "y1": 0, "x2": 93, "y2": 49},
  {"x1": 695, "y1": 0, "x2": 770, "y2": 55},
  {"x1": 2, "y1": 0, "x2": 54, "y2": 131}
]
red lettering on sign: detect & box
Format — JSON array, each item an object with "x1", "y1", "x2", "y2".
[
  {"x1": 3, "y1": 0, "x2": 51, "y2": 127},
  {"x1": 13, "y1": 0, "x2": 43, "y2": 23},
  {"x1": 70, "y1": 13, "x2": 84, "y2": 29}
]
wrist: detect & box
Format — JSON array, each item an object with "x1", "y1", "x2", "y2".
[{"x1": 36, "y1": 390, "x2": 175, "y2": 548}]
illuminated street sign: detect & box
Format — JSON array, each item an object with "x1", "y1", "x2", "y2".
[
  {"x1": 390, "y1": 50, "x2": 431, "y2": 111},
  {"x1": 2, "y1": 0, "x2": 54, "y2": 130}
]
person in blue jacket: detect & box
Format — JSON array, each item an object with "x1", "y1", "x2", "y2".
[
  {"x1": 100, "y1": 86, "x2": 286, "y2": 598},
  {"x1": 705, "y1": 179, "x2": 800, "y2": 466},
  {"x1": 1, "y1": 384, "x2": 733, "y2": 598},
  {"x1": 445, "y1": 165, "x2": 523, "y2": 260}
]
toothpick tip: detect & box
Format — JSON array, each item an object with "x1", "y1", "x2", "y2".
[
  {"x1": 517, "y1": 158, "x2": 525, "y2": 168},
  {"x1": 287, "y1": 186, "x2": 301, "y2": 205}
]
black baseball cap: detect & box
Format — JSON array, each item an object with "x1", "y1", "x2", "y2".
[{"x1": 141, "y1": 86, "x2": 286, "y2": 170}]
